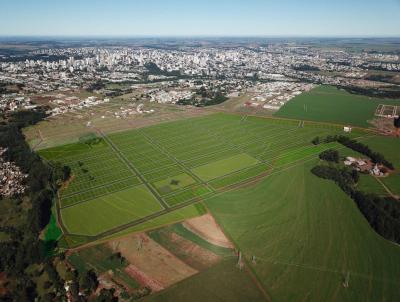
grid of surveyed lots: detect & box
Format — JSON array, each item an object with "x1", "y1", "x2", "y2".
[
  {"x1": 40, "y1": 113, "x2": 345, "y2": 212},
  {"x1": 107, "y1": 113, "x2": 341, "y2": 207},
  {"x1": 39, "y1": 140, "x2": 141, "y2": 208}
]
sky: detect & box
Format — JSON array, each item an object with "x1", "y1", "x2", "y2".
[{"x1": 1, "y1": 0, "x2": 400, "y2": 37}]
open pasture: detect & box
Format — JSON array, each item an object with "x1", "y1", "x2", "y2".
[
  {"x1": 205, "y1": 160, "x2": 400, "y2": 302},
  {"x1": 39, "y1": 113, "x2": 361, "y2": 242},
  {"x1": 275, "y1": 85, "x2": 400, "y2": 127}
]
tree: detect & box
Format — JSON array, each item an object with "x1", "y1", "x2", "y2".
[
  {"x1": 79, "y1": 269, "x2": 99, "y2": 295},
  {"x1": 95, "y1": 288, "x2": 117, "y2": 302},
  {"x1": 51, "y1": 162, "x2": 71, "y2": 187},
  {"x1": 319, "y1": 149, "x2": 339, "y2": 163},
  {"x1": 311, "y1": 136, "x2": 320, "y2": 145},
  {"x1": 43, "y1": 280, "x2": 53, "y2": 290},
  {"x1": 394, "y1": 117, "x2": 400, "y2": 128}
]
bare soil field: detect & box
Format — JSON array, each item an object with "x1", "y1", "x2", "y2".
[
  {"x1": 183, "y1": 213, "x2": 233, "y2": 248},
  {"x1": 24, "y1": 104, "x2": 211, "y2": 149},
  {"x1": 124, "y1": 264, "x2": 164, "y2": 292},
  {"x1": 153, "y1": 229, "x2": 221, "y2": 271},
  {"x1": 107, "y1": 234, "x2": 197, "y2": 288}
]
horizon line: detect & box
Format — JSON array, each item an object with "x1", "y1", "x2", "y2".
[{"x1": 1, "y1": 34, "x2": 400, "y2": 39}]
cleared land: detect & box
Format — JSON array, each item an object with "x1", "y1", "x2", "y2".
[
  {"x1": 39, "y1": 113, "x2": 364, "y2": 244},
  {"x1": 375, "y1": 104, "x2": 399, "y2": 118},
  {"x1": 182, "y1": 214, "x2": 233, "y2": 249},
  {"x1": 275, "y1": 85, "x2": 400, "y2": 127},
  {"x1": 108, "y1": 233, "x2": 198, "y2": 288},
  {"x1": 68, "y1": 215, "x2": 241, "y2": 299}
]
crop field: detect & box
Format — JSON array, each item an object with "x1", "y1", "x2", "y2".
[
  {"x1": 61, "y1": 185, "x2": 163, "y2": 236},
  {"x1": 39, "y1": 113, "x2": 363, "y2": 243},
  {"x1": 145, "y1": 259, "x2": 267, "y2": 302},
  {"x1": 275, "y1": 85, "x2": 400, "y2": 127},
  {"x1": 205, "y1": 160, "x2": 400, "y2": 302}
]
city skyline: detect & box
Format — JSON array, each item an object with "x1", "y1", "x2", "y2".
[{"x1": 1, "y1": 0, "x2": 400, "y2": 37}]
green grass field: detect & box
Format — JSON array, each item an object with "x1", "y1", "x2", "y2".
[
  {"x1": 275, "y1": 85, "x2": 400, "y2": 127},
  {"x1": 205, "y1": 160, "x2": 400, "y2": 302},
  {"x1": 100, "y1": 203, "x2": 207, "y2": 242},
  {"x1": 39, "y1": 113, "x2": 363, "y2": 243},
  {"x1": 145, "y1": 259, "x2": 266, "y2": 302},
  {"x1": 153, "y1": 173, "x2": 196, "y2": 194},
  {"x1": 357, "y1": 174, "x2": 388, "y2": 195},
  {"x1": 35, "y1": 110, "x2": 400, "y2": 301},
  {"x1": 192, "y1": 153, "x2": 260, "y2": 181},
  {"x1": 61, "y1": 185, "x2": 162, "y2": 236}
]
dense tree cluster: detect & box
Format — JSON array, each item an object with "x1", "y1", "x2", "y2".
[
  {"x1": 177, "y1": 93, "x2": 228, "y2": 107},
  {"x1": 312, "y1": 153, "x2": 400, "y2": 244},
  {"x1": 0, "y1": 109, "x2": 73, "y2": 300},
  {"x1": 87, "y1": 80, "x2": 106, "y2": 92},
  {"x1": 318, "y1": 149, "x2": 339, "y2": 163},
  {"x1": 292, "y1": 64, "x2": 321, "y2": 71},
  {"x1": 352, "y1": 191, "x2": 400, "y2": 243},
  {"x1": 394, "y1": 117, "x2": 400, "y2": 129},
  {"x1": 312, "y1": 135, "x2": 394, "y2": 169},
  {"x1": 365, "y1": 74, "x2": 394, "y2": 84},
  {"x1": 96, "y1": 288, "x2": 118, "y2": 302},
  {"x1": 79, "y1": 133, "x2": 102, "y2": 146},
  {"x1": 0, "y1": 82, "x2": 24, "y2": 94},
  {"x1": 336, "y1": 85, "x2": 400, "y2": 99},
  {"x1": 144, "y1": 62, "x2": 186, "y2": 78},
  {"x1": 311, "y1": 165, "x2": 359, "y2": 193}
]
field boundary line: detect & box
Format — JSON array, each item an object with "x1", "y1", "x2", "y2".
[
  {"x1": 95, "y1": 128, "x2": 169, "y2": 209},
  {"x1": 60, "y1": 182, "x2": 144, "y2": 209},
  {"x1": 61, "y1": 175, "x2": 138, "y2": 197},
  {"x1": 373, "y1": 176, "x2": 398, "y2": 199},
  {"x1": 64, "y1": 155, "x2": 311, "y2": 241},
  {"x1": 139, "y1": 130, "x2": 216, "y2": 194}
]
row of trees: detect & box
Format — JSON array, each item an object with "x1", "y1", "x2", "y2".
[
  {"x1": 336, "y1": 85, "x2": 400, "y2": 99},
  {"x1": 312, "y1": 152, "x2": 400, "y2": 244},
  {"x1": 312, "y1": 135, "x2": 394, "y2": 169}
]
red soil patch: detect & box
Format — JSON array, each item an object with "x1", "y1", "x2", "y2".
[
  {"x1": 183, "y1": 214, "x2": 234, "y2": 248},
  {"x1": 125, "y1": 264, "x2": 164, "y2": 292}
]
